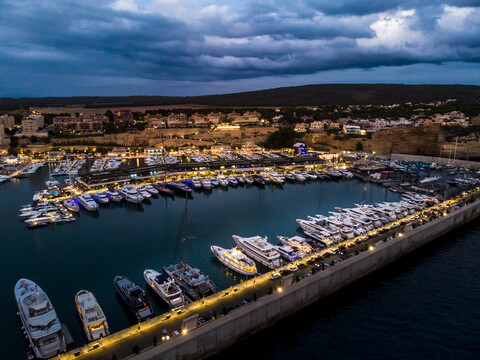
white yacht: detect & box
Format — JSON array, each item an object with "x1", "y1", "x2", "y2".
[
  {"x1": 190, "y1": 177, "x2": 202, "y2": 190},
  {"x1": 217, "y1": 174, "x2": 228, "y2": 187},
  {"x1": 93, "y1": 191, "x2": 109, "y2": 205},
  {"x1": 105, "y1": 189, "x2": 123, "y2": 202},
  {"x1": 78, "y1": 193, "x2": 99, "y2": 211},
  {"x1": 14, "y1": 279, "x2": 66, "y2": 359},
  {"x1": 135, "y1": 186, "x2": 152, "y2": 199},
  {"x1": 292, "y1": 172, "x2": 306, "y2": 182},
  {"x1": 75, "y1": 290, "x2": 110, "y2": 341},
  {"x1": 145, "y1": 185, "x2": 159, "y2": 195},
  {"x1": 63, "y1": 198, "x2": 79, "y2": 212},
  {"x1": 242, "y1": 173, "x2": 254, "y2": 185},
  {"x1": 277, "y1": 235, "x2": 313, "y2": 257},
  {"x1": 232, "y1": 235, "x2": 283, "y2": 269},
  {"x1": 144, "y1": 269, "x2": 186, "y2": 309},
  {"x1": 118, "y1": 185, "x2": 143, "y2": 204},
  {"x1": 211, "y1": 246, "x2": 257, "y2": 275},
  {"x1": 201, "y1": 178, "x2": 212, "y2": 190},
  {"x1": 273, "y1": 245, "x2": 298, "y2": 262}
]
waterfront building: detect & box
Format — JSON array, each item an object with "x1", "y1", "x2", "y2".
[
  {"x1": 211, "y1": 145, "x2": 232, "y2": 153},
  {"x1": 52, "y1": 115, "x2": 104, "y2": 133},
  {"x1": 144, "y1": 147, "x2": 165, "y2": 156},
  {"x1": 21, "y1": 114, "x2": 44, "y2": 134},
  {"x1": 0, "y1": 114, "x2": 15, "y2": 129}
]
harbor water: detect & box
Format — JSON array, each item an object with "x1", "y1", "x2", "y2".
[{"x1": 1, "y1": 164, "x2": 479, "y2": 359}]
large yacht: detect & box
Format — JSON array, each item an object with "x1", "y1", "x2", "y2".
[
  {"x1": 211, "y1": 246, "x2": 257, "y2": 276},
  {"x1": 93, "y1": 191, "x2": 109, "y2": 205},
  {"x1": 118, "y1": 185, "x2": 143, "y2": 204},
  {"x1": 144, "y1": 269, "x2": 186, "y2": 309},
  {"x1": 14, "y1": 279, "x2": 66, "y2": 359},
  {"x1": 114, "y1": 276, "x2": 153, "y2": 322},
  {"x1": 105, "y1": 188, "x2": 123, "y2": 203},
  {"x1": 63, "y1": 198, "x2": 79, "y2": 212},
  {"x1": 232, "y1": 235, "x2": 283, "y2": 269},
  {"x1": 75, "y1": 290, "x2": 110, "y2": 341},
  {"x1": 78, "y1": 193, "x2": 99, "y2": 211},
  {"x1": 164, "y1": 263, "x2": 217, "y2": 302}
]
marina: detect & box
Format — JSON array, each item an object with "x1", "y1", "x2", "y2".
[{"x1": 1, "y1": 160, "x2": 479, "y2": 359}]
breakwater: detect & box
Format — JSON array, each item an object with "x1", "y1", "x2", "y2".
[{"x1": 58, "y1": 196, "x2": 480, "y2": 360}]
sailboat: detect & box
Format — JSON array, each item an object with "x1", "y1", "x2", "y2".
[{"x1": 164, "y1": 196, "x2": 217, "y2": 302}]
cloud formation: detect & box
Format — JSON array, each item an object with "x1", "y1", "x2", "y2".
[{"x1": 0, "y1": 0, "x2": 479, "y2": 96}]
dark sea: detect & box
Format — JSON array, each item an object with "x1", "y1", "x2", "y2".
[{"x1": 1, "y1": 163, "x2": 479, "y2": 359}]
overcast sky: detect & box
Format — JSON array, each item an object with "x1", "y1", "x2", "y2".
[{"x1": 1, "y1": 0, "x2": 479, "y2": 97}]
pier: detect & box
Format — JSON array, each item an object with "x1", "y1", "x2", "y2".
[{"x1": 56, "y1": 189, "x2": 480, "y2": 360}]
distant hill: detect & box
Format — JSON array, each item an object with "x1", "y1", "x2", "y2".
[{"x1": 1, "y1": 84, "x2": 479, "y2": 110}]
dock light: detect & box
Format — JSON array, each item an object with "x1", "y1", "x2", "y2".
[
  {"x1": 369, "y1": 246, "x2": 374, "y2": 251},
  {"x1": 398, "y1": 233, "x2": 404, "y2": 237},
  {"x1": 182, "y1": 329, "x2": 187, "y2": 335},
  {"x1": 277, "y1": 287, "x2": 283, "y2": 293}
]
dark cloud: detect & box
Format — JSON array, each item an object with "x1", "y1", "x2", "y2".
[{"x1": 0, "y1": 0, "x2": 479, "y2": 96}]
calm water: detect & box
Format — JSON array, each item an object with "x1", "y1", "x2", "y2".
[{"x1": 0, "y1": 164, "x2": 478, "y2": 359}]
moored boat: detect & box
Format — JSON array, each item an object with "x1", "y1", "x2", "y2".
[
  {"x1": 118, "y1": 185, "x2": 143, "y2": 204},
  {"x1": 78, "y1": 193, "x2": 99, "y2": 211},
  {"x1": 232, "y1": 235, "x2": 283, "y2": 269},
  {"x1": 144, "y1": 269, "x2": 186, "y2": 308},
  {"x1": 14, "y1": 279, "x2": 66, "y2": 359},
  {"x1": 114, "y1": 276, "x2": 153, "y2": 322},
  {"x1": 63, "y1": 198, "x2": 79, "y2": 212},
  {"x1": 75, "y1": 290, "x2": 110, "y2": 341},
  {"x1": 211, "y1": 246, "x2": 257, "y2": 275}
]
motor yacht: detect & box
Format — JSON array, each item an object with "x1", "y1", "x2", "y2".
[
  {"x1": 273, "y1": 245, "x2": 298, "y2": 262},
  {"x1": 93, "y1": 191, "x2": 109, "y2": 205},
  {"x1": 227, "y1": 176, "x2": 238, "y2": 187},
  {"x1": 63, "y1": 198, "x2": 79, "y2": 212},
  {"x1": 105, "y1": 188, "x2": 123, "y2": 202},
  {"x1": 14, "y1": 279, "x2": 66, "y2": 359},
  {"x1": 277, "y1": 235, "x2": 313, "y2": 256},
  {"x1": 118, "y1": 185, "x2": 143, "y2": 204},
  {"x1": 78, "y1": 193, "x2": 99, "y2": 211},
  {"x1": 145, "y1": 185, "x2": 159, "y2": 195},
  {"x1": 217, "y1": 174, "x2": 228, "y2": 187},
  {"x1": 232, "y1": 235, "x2": 282, "y2": 269},
  {"x1": 75, "y1": 290, "x2": 110, "y2": 341},
  {"x1": 114, "y1": 276, "x2": 153, "y2": 322},
  {"x1": 144, "y1": 269, "x2": 186, "y2": 308},
  {"x1": 210, "y1": 177, "x2": 219, "y2": 187},
  {"x1": 167, "y1": 181, "x2": 193, "y2": 195},
  {"x1": 211, "y1": 246, "x2": 257, "y2": 275},
  {"x1": 164, "y1": 262, "x2": 217, "y2": 302},
  {"x1": 190, "y1": 177, "x2": 202, "y2": 190},
  {"x1": 242, "y1": 173, "x2": 254, "y2": 185},
  {"x1": 135, "y1": 186, "x2": 152, "y2": 199},
  {"x1": 201, "y1": 178, "x2": 212, "y2": 190}
]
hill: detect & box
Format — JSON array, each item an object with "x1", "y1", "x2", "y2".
[{"x1": 1, "y1": 84, "x2": 479, "y2": 110}]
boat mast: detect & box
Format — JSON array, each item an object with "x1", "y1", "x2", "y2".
[{"x1": 183, "y1": 195, "x2": 188, "y2": 264}]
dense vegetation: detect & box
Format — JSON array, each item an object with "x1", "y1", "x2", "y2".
[{"x1": 1, "y1": 84, "x2": 480, "y2": 110}]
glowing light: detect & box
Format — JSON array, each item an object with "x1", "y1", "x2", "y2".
[
  {"x1": 182, "y1": 329, "x2": 187, "y2": 335},
  {"x1": 277, "y1": 287, "x2": 283, "y2": 293}
]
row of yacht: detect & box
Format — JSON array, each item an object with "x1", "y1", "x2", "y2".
[
  {"x1": 210, "y1": 234, "x2": 315, "y2": 275},
  {"x1": 296, "y1": 194, "x2": 436, "y2": 247},
  {"x1": 15, "y1": 162, "x2": 45, "y2": 178}
]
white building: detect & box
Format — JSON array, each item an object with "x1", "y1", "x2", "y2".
[
  {"x1": 343, "y1": 125, "x2": 363, "y2": 135},
  {"x1": 22, "y1": 114, "x2": 44, "y2": 134},
  {"x1": 0, "y1": 114, "x2": 15, "y2": 129}
]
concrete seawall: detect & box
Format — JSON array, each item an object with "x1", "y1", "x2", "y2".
[{"x1": 132, "y1": 200, "x2": 480, "y2": 360}]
